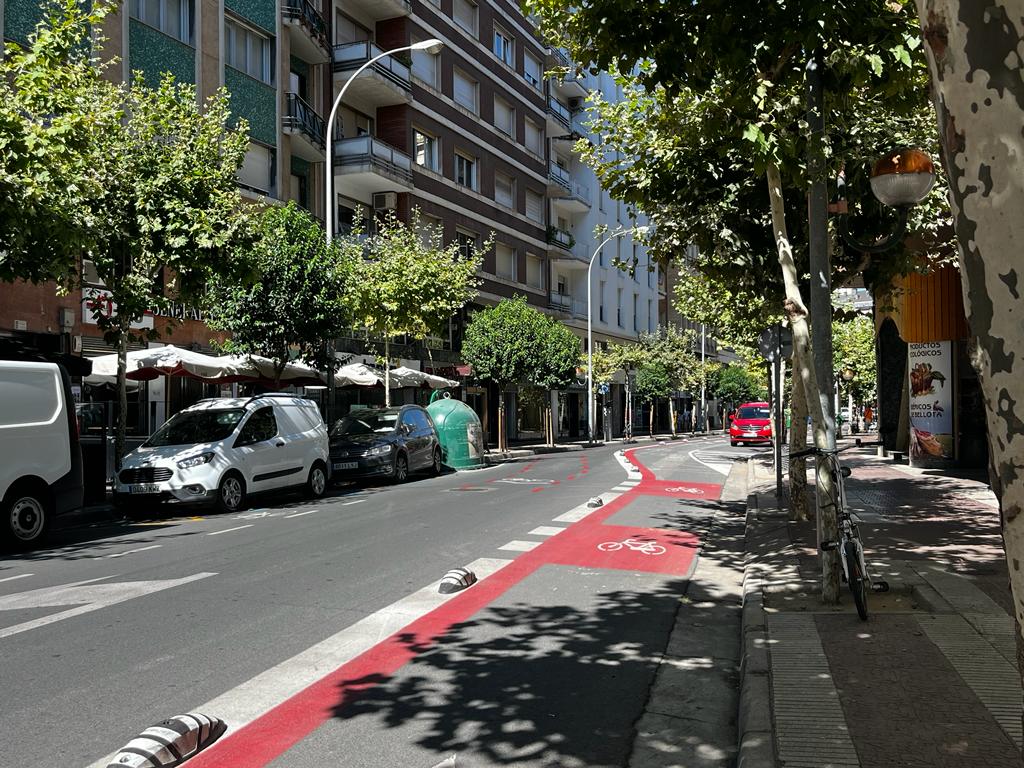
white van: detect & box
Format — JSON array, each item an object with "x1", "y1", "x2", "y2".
[
  {"x1": 0, "y1": 361, "x2": 84, "y2": 547},
  {"x1": 114, "y1": 394, "x2": 330, "y2": 514}
]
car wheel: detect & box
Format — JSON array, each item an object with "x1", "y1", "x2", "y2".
[
  {"x1": 3, "y1": 486, "x2": 49, "y2": 548},
  {"x1": 306, "y1": 462, "x2": 328, "y2": 499},
  {"x1": 430, "y1": 447, "x2": 442, "y2": 476},
  {"x1": 730, "y1": 440, "x2": 738, "y2": 447},
  {"x1": 217, "y1": 472, "x2": 247, "y2": 513},
  {"x1": 393, "y1": 454, "x2": 409, "y2": 484}
]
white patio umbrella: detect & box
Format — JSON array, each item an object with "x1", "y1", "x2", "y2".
[
  {"x1": 390, "y1": 366, "x2": 458, "y2": 389},
  {"x1": 85, "y1": 345, "x2": 243, "y2": 383}
]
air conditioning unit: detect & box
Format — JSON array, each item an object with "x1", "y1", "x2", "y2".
[
  {"x1": 373, "y1": 192, "x2": 398, "y2": 210},
  {"x1": 568, "y1": 97, "x2": 583, "y2": 111}
]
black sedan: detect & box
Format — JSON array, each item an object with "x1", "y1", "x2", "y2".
[{"x1": 329, "y1": 406, "x2": 442, "y2": 483}]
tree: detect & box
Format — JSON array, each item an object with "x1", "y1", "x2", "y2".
[
  {"x1": 913, "y1": 0, "x2": 1024, "y2": 681},
  {"x1": 714, "y1": 364, "x2": 766, "y2": 406},
  {"x1": 462, "y1": 296, "x2": 548, "y2": 453},
  {"x1": 634, "y1": 358, "x2": 674, "y2": 436},
  {"x1": 206, "y1": 203, "x2": 357, "y2": 387},
  {"x1": 532, "y1": 317, "x2": 581, "y2": 446},
  {"x1": 347, "y1": 211, "x2": 484, "y2": 406},
  {"x1": 832, "y1": 314, "x2": 877, "y2": 406},
  {"x1": 0, "y1": 0, "x2": 121, "y2": 285}
]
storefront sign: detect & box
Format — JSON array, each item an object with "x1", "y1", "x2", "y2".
[
  {"x1": 908, "y1": 341, "x2": 954, "y2": 460},
  {"x1": 81, "y1": 288, "x2": 154, "y2": 330},
  {"x1": 149, "y1": 301, "x2": 205, "y2": 322}
]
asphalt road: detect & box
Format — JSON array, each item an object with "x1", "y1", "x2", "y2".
[{"x1": 0, "y1": 436, "x2": 757, "y2": 768}]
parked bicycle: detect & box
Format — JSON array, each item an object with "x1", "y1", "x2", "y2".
[{"x1": 789, "y1": 445, "x2": 889, "y2": 620}]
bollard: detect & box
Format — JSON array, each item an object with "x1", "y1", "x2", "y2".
[{"x1": 106, "y1": 713, "x2": 226, "y2": 768}]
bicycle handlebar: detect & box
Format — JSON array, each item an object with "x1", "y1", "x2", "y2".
[{"x1": 789, "y1": 443, "x2": 858, "y2": 460}]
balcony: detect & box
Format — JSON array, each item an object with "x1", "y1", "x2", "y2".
[
  {"x1": 546, "y1": 96, "x2": 571, "y2": 134},
  {"x1": 551, "y1": 180, "x2": 592, "y2": 213},
  {"x1": 343, "y1": 0, "x2": 410, "y2": 21},
  {"x1": 283, "y1": 92, "x2": 326, "y2": 161},
  {"x1": 546, "y1": 161, "x2": 571, "y2": 194},
  {"x1": 333, "y1": 135, "x2": 413, "y2": 201},
  {"x1": 547, "y1": 46, "x2": 589, "y2": 100},
  {"x1": 549, "y1": 292, "x2": 588, "y2": 318},
  {"x1": 282, "y1": 0, "x2": 330, "y2": 63},
  {"x1": 333, "y1": 41, "x2": 412, "y2": 107}
]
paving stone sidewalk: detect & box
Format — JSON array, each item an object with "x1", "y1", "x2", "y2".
[{"x1": 739, "y1": 445, "x2": 1024, "y2": 768}]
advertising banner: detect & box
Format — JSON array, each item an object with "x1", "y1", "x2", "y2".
[{"x1": 908, "y1": 341, "x2": 954, "y2": 461}]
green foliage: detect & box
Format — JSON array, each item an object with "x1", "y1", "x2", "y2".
[
  {"x1": 462, "y1": 295, "x2": 549, "y2": 388},
  {"x1": 634, "y1": 358, "x2": 673, "y2": 404},
  {"x1": 832, "y1": 314, "x2": 877, "y2": 402},
  {"x1": 347, "y1": 211, "x2": 484, "y2": 347},
  {"x1": 206, "y1": 203, "x2": 357, "y2": 381},
  {"x1": 533, "y1": 316, "x2": 582, "y2": 392},
  {"x1": 714, "y1": 364, "x2": 768, "y2": 404},
  {"x1": 0, "y1": 0, "x2": 121, "y2": 283}
]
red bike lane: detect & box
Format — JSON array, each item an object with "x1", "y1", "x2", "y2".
[{"x1": 186, "y1": 446, "x2": 722, "y2": 768}]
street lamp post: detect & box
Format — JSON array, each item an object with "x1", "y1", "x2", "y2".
[
  {"x1": 321, "y1": 38, "x2": 443, "y2": 421},
  {"x1": 586, "y1": 226, "x2": 647, "y2": 443}
]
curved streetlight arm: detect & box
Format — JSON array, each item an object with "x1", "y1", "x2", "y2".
[
  {"x1": 325, "y1": 41, "x2": 441, "y2": 244},
  {"x1": 587, "y1": 229, "x2": 631, "y2": 444}
]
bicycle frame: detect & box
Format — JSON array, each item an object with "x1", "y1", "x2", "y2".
[{"x1": 813, "y1": 451, "x2": 871, "y2": 590}]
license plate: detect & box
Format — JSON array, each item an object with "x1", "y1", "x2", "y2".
[
  {"x1": 333, "y1": 462, "x2": 358, "y2": 470},
  {"x1": 744, "y1": 432, "x2": 759, "y2": 438},
  {"x1": 130, "y1": 484, "x2": 160, "y2": 494}
]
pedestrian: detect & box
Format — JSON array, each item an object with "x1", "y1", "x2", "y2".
[{"x1": 864, "y1": 405, "x2": 874, "y2": 431}]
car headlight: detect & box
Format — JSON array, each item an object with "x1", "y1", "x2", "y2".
[
  {"x1": 365, "y1": 444, "x2": 393, "y2": 457},
  {"x1": 177, "y1": 452, "x2": 216, "y2": 469}
]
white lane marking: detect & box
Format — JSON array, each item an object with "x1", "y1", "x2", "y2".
[
  {"x1": 0, "y1": 573, "x2": 216, "y2": 640},
  {"x1": 284, "y1": 510, "x2": 317, "y2": 519},
  {"x1": 498, "y1": 540, "x2": 541, "y2": 552},
  {"x1": 611, "y1": 486, "x2": 633, "y2": 492},
  {"x1": 528, "y1": 526, "x2": 566, "y2": 537},
  {"x1": 207, "y1": 525, "x2": 254, "y2": 536},
  {"x1": 688, "y1": 447, "x2": 732, "y2": 476},
  {"x1": 0, "y1": 573, "x2": 33, "y2": 584},
  {"x1": 341, "y1": 499, "x2": 366, "y2": 506},
  {"x1": 83, "y1": 557, "x2": 513, "y2": 766},
  {"x1": 104, "y1": 545, "x2": 162, "y2": 559}
]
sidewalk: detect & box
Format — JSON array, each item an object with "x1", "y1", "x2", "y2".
[{"x1": 739, "y1": 445, "x2": 1024, "y2": 768}]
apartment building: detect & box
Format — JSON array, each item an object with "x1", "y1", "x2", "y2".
[{"x1": 1, "y1": 0, "x2": 659, "y2": 440}]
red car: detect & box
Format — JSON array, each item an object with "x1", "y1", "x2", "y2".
[{"x1": 729, "y1": 402, "x2": 772, "y2": 446}]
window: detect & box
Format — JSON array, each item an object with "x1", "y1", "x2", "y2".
[
  {"x1": 414, "y1": 129, "x2": 439, "y2": 172},
  {"x1": 457, "y1": 230, "x2": 479, "y2": 260},
  {"x1": 494, "y1": 26, "x2": 514, "y2": 67},
  {"x1": 524, "y1": 51, "x2": 542, "y2": 89},
  {"x1": 648, "y1": 299, "x2": 654, "y2": 332},
  {"x1": 237, "y1": 407, "x2": 277, "y2": 445},
  {"x1": 455, "y1": 152, "x2": 476, "y2": 190},
  {"x1": 599, "y1": 281, "x2": 606, "y2": 323},
  {"x1": 130, "y1": 0, "x2": 193, "y2": 44},
  {"x1": 238, "y1": 143, "x2": 275, "y2": 196},
  {"x1": 525, "y1": 189, "x2": 544, "y2": 224},
  {"x1": 617, "y1": 287, "x2": 623, "y2": 326},
  {"x1": 495, "y1": 244, "x2": 516, "y2": 280},
  {"x1": 494, "y1": 96, "x2": 515, "y2": 137},
  {"x1": 557, "y1": 275, "x2": 567, "y2": 294},
  {"x1": 526, "y1": 255, "x2": 545, "y2": 290},
  {"x1": 225, "y1": 17, "x2": 273, "y2": 84},
  {"x1": 525, "y1": 118, "x2": 544, "y2": 156},
  {"x1": 416, "y1": 214, "x2": 443, "y2": 248},
  {"x1": 411, "y1": 39, "x2": 439, "y2": 88},
  {"x1": 453, "y1": 68, "x2": 478, "y2": 113},
  {"x1": 633, "y1": 294, "x2": 638, "y2": 331},
  {"x1": 453, "y1": 0, "x2": 478, "y2": 36},
  {"x1": 495, "y1": 171, "x2": 515, "y2": 208}
]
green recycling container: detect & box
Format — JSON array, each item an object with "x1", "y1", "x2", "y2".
[{"x1": 427, "y1": 392, "x2": 485, "y2": 469}]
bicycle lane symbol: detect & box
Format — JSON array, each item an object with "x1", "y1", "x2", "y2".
[
  {"x1": 543, "y1": 524, "x2": 699, "y2": 575},
  {"x1": 597, "y1": 538, "x2": 667, "y2": 556}
]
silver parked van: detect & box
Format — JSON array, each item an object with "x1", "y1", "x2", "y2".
[{"x1": 0, "y1": 361, "x2": 84, "y2": 547}]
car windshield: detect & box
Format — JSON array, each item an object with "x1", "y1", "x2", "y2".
[
  {"x1": 738, "y1": 406, "x2": 770, "y2": 420},
  {"x1": 331, "y1": 410, "x2": 401, "y2": 436},
  {"x1": 144, "y1": 409, "x2": 245, "y2": 447}
]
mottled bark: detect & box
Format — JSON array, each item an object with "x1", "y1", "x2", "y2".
[
  {"x1": 115, "y1": 322, "x2": 128, "y2": 470},
  {"x1": 767, "y1": 163, "x2": 840, "y2": 603},
  {"x1": 790, "y1": 367, "x2": 810, "y2": 522},
  {"x1": 916, "y1": 0, "x2": 1024, "y2": 694},
  {"x1": 670, "y1": 399, "x2": 677, "y2": 437},
  {"x1": 497, "y1": 390, "x2": 506, "y2": 453}
]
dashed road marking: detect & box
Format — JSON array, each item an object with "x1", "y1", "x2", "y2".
[
  {"x1": 284, "y1": 510, "x2": 317, "y2": 519},
  {"x1": 104, "y1": 544, "x2": 162, "y2": 559},
  {"x1": 341, "y1": 499, "x2": 367, "y2": 506},
  {"x1": 207, "y1": 525, "x2": 254, "y2": 536},
  {"x1": 498, "y1": 540, "x2": 542, "y2": 552},
  {"x1": 528, "y1": 526, "x2": 566, "y2": 537},
  {"x1": 0, "y1": 573, "x2": 33, "y2": 584}
]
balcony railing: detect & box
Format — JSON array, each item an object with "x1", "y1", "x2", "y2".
[
  {"x1": 547, "y1": 226, "x2": 575, "y2": 251},
  {"x1": 548, "y1": 162, "x2": 571, "y2": 190},
  {"x1": 333, "y1": 135, "x2": 413, "y2": 183},
  {"x1": 333, "y1": 41, "x2": 412, "y2": 90},
  {"x1": 549, "y1": 291, "x2": 572, "y2": 311},
  {"x1": 282, "y1": 0, "x2": 329, "y2": 54},
  {"x1": 547, "y1": 97, "x2": 571, "y2": 129},
  {"x1": 283, "y1": 92, "x2": 325, "y2": 149}
]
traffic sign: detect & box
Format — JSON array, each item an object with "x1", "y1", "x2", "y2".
[{"x1": 758, "y1": 325, "x2": 793, "y2": 362}]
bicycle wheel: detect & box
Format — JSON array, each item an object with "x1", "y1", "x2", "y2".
[
  {"x1": 844, "y1": 539, "x2": 869, "y2": 620},
  {"x1": 598, "y1": 541, "x2": 623, "y2": 552}
]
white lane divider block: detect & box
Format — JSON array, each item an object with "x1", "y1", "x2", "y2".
[
  {"x1": 528, "y1": 526, "x2": 566, "y2": 537},
  {"x1": 105, "y1": 544, "x2": 162, "y2": 559},
  {"x1": 498, "y1": 540, "x2": 542, "y2": 552},
  {"x1": 0, "y1": 573, "x2": 33, "y2": 584},
  {"x1": 284, "y1": 510, "x2": 317, "y2": 519}
]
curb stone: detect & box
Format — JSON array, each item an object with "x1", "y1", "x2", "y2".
[{"x1": 738, "y1": 490, "x2": 778, "y2": 768}]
